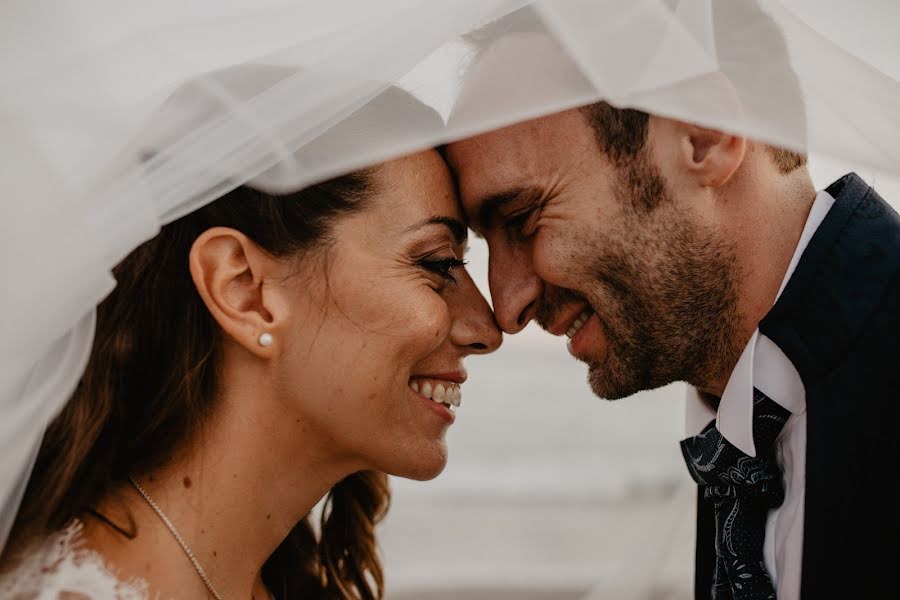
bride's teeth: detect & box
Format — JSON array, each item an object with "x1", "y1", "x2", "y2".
[
  {"x1": 411, "y1": 379, "x2": 463, "y2": 410},
  {"x1": 451, "y1": 387, "x2": 461, "y2": 407}
]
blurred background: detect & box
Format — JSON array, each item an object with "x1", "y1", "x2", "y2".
[{"x1": 378, "y1": 155, "x2": 900, "y2": 600}]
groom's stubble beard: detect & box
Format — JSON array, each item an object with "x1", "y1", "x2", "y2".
[{"x1": 536, "y1": 153, "x2": 744, "y2": 399}]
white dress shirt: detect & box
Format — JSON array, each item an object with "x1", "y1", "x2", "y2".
[{"x1": 685, "y1": 189, "x2": 836, "y2": 600}]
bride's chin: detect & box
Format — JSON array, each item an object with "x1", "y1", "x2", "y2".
[{"x1": 391, "y1": 444, "x2": 448, "y2": 482}]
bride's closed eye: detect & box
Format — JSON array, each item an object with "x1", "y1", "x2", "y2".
[{"x1": 418, "y1": 255, "x2": 468, "y2": 283}]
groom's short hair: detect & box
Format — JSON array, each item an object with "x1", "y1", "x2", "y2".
[{"x1": 582, "y1": 103, "x2": 807, "y2": 175}]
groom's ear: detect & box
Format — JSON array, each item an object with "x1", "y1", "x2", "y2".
[
  {"x1": 657, "y1": 118, "x2": 746, "y2": 189},
  {"x1": 683, "y1": 123, "x2": 746, "y2": 188}
]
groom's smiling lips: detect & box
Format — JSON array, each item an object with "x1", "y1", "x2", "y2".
[{"x1": 544, "y1": 302, "x2": 593, "y2": 337}]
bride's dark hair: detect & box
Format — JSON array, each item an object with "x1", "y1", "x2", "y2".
[{"x1": 5, "y1": 81, "x2": 444, "y2": 600}]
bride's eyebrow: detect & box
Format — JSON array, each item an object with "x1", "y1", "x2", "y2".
[{"x1": 406, "y1": 216, "x2": 467, "y2": 245}]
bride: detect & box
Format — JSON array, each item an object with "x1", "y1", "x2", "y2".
[{"x1": 0, "y1": 88, "x2": 501, "y2": 599}]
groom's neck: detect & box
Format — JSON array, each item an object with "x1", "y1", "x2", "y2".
[{"x1": 704, "y1": 166, "x2": 816, "y2": 397}]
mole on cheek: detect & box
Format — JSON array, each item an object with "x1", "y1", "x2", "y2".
[{"x1": 182, "y1": 476, "x2": 192, "y2": 488}]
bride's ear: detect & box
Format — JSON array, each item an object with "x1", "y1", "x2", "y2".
[{"x1": 188, "y1": 227, "x2": 287, "y2": 357}]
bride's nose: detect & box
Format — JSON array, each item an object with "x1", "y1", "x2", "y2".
[{"x1": 447, "y1": 270, "x2": 503, "y2": 355}]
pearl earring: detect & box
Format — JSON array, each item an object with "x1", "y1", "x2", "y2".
[{"x1": 258, "y1": 332, "x2": 273, "y2": 347}]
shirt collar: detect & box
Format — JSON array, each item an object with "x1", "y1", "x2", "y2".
[{"x1": 684, "y1": 189, "x2": 835, "y2": 456}]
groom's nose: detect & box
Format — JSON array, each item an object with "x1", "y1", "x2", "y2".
[{"x1": 488, "y1": 242, "x2": 542, "y2": 334}]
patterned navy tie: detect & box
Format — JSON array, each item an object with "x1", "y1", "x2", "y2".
[{"x1": 680, "y1": 388, "x2": 790, "y2": 600}]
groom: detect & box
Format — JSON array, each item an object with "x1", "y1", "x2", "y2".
[{"x1": 446, "y1": 101, "x2": 900, "y2": 597}]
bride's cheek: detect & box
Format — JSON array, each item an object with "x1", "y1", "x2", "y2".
[{"x1": 410, "y1": 294, "x2": 452, "y2": 351}]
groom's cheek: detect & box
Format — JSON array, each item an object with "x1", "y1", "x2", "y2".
[
  {"x1": 532, "y1": 233, "x2": 576, "y2": 289},
  {"x1": 488, "y1": 252, "x2": 521, "y2": 301}
]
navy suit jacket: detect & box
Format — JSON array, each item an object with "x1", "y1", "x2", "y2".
[{"x1": 693, "y1": 173, "x2": 900, "y2": 599}]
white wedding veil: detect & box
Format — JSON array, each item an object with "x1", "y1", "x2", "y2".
[{"x1": 2, "y1": 0, "x2": 899, "y2": 554}]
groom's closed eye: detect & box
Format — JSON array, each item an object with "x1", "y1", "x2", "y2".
[
  {"x1": 502, "y1": 203, "x2": 546, "y2": 240},
  {"x1": 474, "y1": 185, "x2": 545, "y2": 234}
]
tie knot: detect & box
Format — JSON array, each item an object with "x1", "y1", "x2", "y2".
[{"x1": 680, "y1": 389, "x2": 790, "y2": 494}]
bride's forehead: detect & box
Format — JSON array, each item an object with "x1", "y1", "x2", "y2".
[
  {"x1": 370, "y1": 152, "x2": 458, "y2": 212},
  {"x1": 380, "y1": 149, "x2": 448, "y2": 180}
]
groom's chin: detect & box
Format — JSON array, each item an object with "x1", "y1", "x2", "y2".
[{"x1": 586, "y1": 361, "x2": 641, "y2": 401}]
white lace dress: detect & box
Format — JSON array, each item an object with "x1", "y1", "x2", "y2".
[{"x1": 0, "y1": 520, "x2": 151, "y2": 599}]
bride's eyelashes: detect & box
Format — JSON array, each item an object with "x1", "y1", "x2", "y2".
[{"x1": 417, "y1": 256, "x2": 468, "y2": 283}]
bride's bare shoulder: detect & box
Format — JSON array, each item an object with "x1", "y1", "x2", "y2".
[{"x1": 0, "y1": 520, "x2": 151, "y2": 600}]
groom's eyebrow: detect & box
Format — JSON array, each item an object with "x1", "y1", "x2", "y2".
[{"x1": 475, "y1": 185, "x2": 544, "y2": 231}]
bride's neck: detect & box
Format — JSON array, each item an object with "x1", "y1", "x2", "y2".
[{"x1": 86, "y1": 371, "x2": 358, "y2": 599}]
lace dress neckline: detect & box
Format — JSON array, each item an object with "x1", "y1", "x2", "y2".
[{"x1": 0, "y1": 519, "x2": 151, "y2": 599}]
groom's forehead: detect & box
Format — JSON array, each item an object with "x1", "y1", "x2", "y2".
[
  {"x1": 446, "y1": 111, "x2": 591, "y2": 223},
  {"x1": 448, "y1": 118, "x2": 552, "y2": 186},
  {"x1": 446, "y1": 131, "x2": 537, "y2": 224}
]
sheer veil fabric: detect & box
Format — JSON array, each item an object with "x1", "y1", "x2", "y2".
[{"x1": 1, "y1": 0, "x2": 898, "y2": 553}]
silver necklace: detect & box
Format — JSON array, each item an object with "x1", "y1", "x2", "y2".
[{"x1": 129, "y1": 477, "x2": 224, "y2": 600}]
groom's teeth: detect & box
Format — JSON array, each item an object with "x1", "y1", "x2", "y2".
[
  {"x1": 566, "y1": 310, "x2": 593, "y2": 339},
  {"x1": 410, "y1": 381, "x2": 419, "y2": 393},
  {"x1": 433, "y1": 384, "x2": 446, "y2": 402},
  {"x1": 421, "y1": 381, "x2": 433, "y2": 399}
]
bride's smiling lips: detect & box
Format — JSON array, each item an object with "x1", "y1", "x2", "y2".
[{"x1": 408, "y1": 370, "x2": 467, "y2": 424}]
